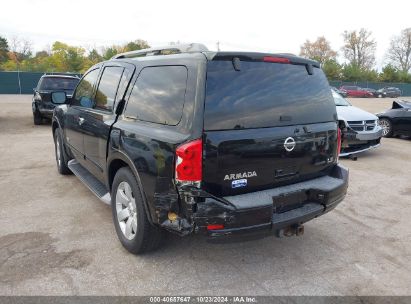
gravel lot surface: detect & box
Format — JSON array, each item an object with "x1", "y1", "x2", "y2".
[{"x1": 0, "y1": 95, "x2": 410, "y2": 295}]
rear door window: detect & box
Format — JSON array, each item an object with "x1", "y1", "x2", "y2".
[
  {"x1": 204, "y1": 60, "x2": 335, "y2": 130},
  {"x1": 124, "y1": 66, "x2": 188, "y2": 125}
]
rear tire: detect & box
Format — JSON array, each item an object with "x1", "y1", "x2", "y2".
[
  {"x1": 33, "y1": 110, "x2": 42, "y2": 125},
  {"x1": 379, "y1": 118, "x2": 393, "y2": 138},
  {"x1": 111, "y1": 167, "x2": 163, "y2": 254},
  {"x1": 54, "y1": 130, "x2": 71, "y2": 175}
]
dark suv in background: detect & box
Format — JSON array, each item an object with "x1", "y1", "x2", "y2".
[
  {"x1": 32, "y1": 74, "x2": 80, "y2": 124},
  {"x1": 50, "y1": 43, "x2": 349, "y2": 254},
  {"x1": 376, "y1": 87, "x2": 401, "y2": 98}
]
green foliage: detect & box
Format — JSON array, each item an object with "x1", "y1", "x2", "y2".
[
  {"x1": 379, "y1": 64, "x2": 400, "y2": 82},
  {"x1": 322, "y1": 60, "x2": 342, "y2": 80},
  {"x1": 124, "y1": 39, "x2": 150, "y2": 52},
  {"x1": 0, "y1": 36, "x2": 9, "y2": 64},
  {"x1": 101, "y1": 39, "x2": 150, "y2": 60},
  {"x1": 102, "y1": 47, "x2": 118, "y2": 60},
  {"x1": 88, "y1": 49, "x2": 103, "y2": 66},
  {"x1": 343, "y1": 64, "x2": 379, "y2": 82},
  {"x1": 379, "y1": 64, "x2": 411, "y2": 83},
  {"x1": 0, "y1": 38, "x2": 150, "y2": 73}
]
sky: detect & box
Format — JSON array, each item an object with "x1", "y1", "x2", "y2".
[{"x1": 1, "y1": 0, "x2": 410, "y2": 70}]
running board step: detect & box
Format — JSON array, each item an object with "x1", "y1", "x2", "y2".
[{"x1": 68, "y1": 159, "x2": 111, "y2": 205}]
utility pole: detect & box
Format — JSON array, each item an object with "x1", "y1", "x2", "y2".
[{"x1": 216, "y1": 41, "x2": 220, "y2": 51}]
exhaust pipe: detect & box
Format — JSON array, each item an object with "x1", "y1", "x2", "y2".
[{"x1": 276, "y1": 224, "x2": 304, "y2": 238}]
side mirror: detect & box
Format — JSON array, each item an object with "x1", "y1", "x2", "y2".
[{"x1": 51, "y1": 92, "x2": 67, "y2": 104}]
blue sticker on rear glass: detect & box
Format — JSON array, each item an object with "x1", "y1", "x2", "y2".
[{"x1": 232, "y1": 179, "x2": 247, "y2": 188}]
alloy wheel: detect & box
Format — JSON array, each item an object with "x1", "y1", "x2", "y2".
[
  {"x1": 379, "y1": 119, "x2": 391, "y2": 136},
  {"x1": 115, "y1": 181, "x2": 138, "y2": 240}
]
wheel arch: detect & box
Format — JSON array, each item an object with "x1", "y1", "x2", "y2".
[
  {"x1": 108, "y1": 158, "x2": 129, "y2": 192},
  {"x1": 107, "y1": 151, "x2": 156, "y2": 225},
  {"x1": 52, "y1": 120, "x2": 59, "y2": 136}
]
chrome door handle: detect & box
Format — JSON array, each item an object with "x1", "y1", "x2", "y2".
[{"x1": 78, "y1": 117, "x2": 85, "y2": 125}]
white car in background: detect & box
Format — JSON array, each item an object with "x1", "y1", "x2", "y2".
[{"x1": 332, "y1": 90, "x2": 383, "y2": 156}]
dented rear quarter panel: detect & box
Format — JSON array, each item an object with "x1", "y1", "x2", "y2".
[{"x1": 107, "y1": 54, "x2": 208, "y2": 225}]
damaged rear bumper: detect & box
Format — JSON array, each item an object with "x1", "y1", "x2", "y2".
[{"x1": 192, "y1": 164, "x2": 349, "y2": 241}]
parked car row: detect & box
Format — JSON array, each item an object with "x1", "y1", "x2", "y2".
[
  {"x1": 331, "y1": 87, "x2": 410, "y2": 156},
  {"x1": 338, "y1": 85, "x2": 402, "y2": 98}
]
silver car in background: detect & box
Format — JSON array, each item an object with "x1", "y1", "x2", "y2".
[{"x1": 332, "y1": 90, "x2": 383, "y2": 156}]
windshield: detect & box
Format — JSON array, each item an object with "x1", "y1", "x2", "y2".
[
  {"x1": 39, "y1": 77, "x2": 79, "y2": 91},
  {"x1": 204, "y1": 60, "x2": 336, "y2": 130},
  {"x1": 332, "y1": 90, "x2": 351, "y2": 106}
]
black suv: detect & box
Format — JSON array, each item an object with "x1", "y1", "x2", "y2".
[
  {"x1": 32, "y1": 74, "x2": 80, "y2": 124},
  {"x1": 376, "y1": 87, "x2": 401, "y2": 98},
  {"x1": 50, "y1": 43, "x2": 349, "y2": 254}
]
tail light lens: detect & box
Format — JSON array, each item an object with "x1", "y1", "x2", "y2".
[
  {"x1": 263, "y1": 56, "x2": 290, "y2": 64},
  {"x1": 175, "y1": 139, "x2": 202, "y2": 183},
  {"x1": 34, "y1": 92, "x2": 42, "y2": 101},
  {"x1": 207, "y1": 224, "x2": 224, "y2": 230},
  {"x1": 337, "y1": 128, "x2": 342, "y2": 159}
]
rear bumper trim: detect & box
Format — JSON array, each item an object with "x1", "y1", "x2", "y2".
[{"x1": 193, "y1": 164, "x2": 349, "y2": 240}]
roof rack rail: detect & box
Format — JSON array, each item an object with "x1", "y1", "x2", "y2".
[
  {"x1": 112, "y1": 43, "x2": 209, "y2": 59},
  {"x1": 42, "y1": 72, "x2": 81, "y2": 78}
]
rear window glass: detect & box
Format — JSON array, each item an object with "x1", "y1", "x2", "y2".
[
  {"x1": 39, "y1": 77, "x2": 79, "y2": 91},
  {"x1": 125, "y1": 66, "x2": 187, "y2": 125},
  {"x1": 204, "y1": 61, "x2": 336, "y2": 130}
]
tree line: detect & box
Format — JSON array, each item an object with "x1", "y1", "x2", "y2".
[
  {"x1": 300, "y1": 28, "x2": 411, "y2": 83},
  {"x1": 0, "y1": 36, "x2": 149, "y2": 73},
  {"x1": 1, "y1": 29, "x2": 411, "y2": 83}
]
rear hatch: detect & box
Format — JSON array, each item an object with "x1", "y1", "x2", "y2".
[
  {"x1": 37, "y1": 77, "x2": 78, "y2": 102},
  {"x1": 202, "y1": 54, "x2": 338, "y2": 197}
]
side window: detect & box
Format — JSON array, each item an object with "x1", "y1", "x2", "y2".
[
  {"x1": 116, "y1": 70, "x2": 132, "y2": 102},
  {"x1": 124, "y1": 66, "x2": 188, "y2": 125},
  {"x1": 95, "y1": 66, "x2": 124, "y2": 111},
  {"x1": 72, "y1": 69, "x2": 100, "y2": 108}
]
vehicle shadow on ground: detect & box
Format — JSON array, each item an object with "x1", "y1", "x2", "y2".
[{"x1": 148, "y1": 223, "x2": 339, "y2": 264}]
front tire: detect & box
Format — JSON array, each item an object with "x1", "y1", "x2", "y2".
[
  {"x1": 379, "y1": 118, "x2": 393, "y2": 137},
  {"x1": 111, "y1": 167, "x2": 163, "y2": 254},
  {"x1": 33, "y1": 110, "x2": 42, "y2": 125},
  {"x1": 54, "y1": 130, "x2": 71, "y2": 174}
]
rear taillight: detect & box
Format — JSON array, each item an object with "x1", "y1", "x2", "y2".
[
  {"x1": 337, "y1": 128, "x2": 342, "y2": 159},
  {"x1": 207, "y1": 224, "x2": 224, "y2": 231},
  {"x1": 34, "y1": 92, "x2": 42, "y2": 101},
  {"x1": 263, "y1": 56, "x2": 290, "y2": 64},
  {"x1": 175, "y1": 139, "x2": 202, "y2": 183}
]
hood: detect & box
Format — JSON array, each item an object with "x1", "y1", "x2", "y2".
[{"x1": 336, "y1": 105, "x2": 378, "y2": 122}]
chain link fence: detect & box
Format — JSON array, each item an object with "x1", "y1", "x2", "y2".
[{"x1": 2, "y1": 71, "x2": 411, "y2": 96}]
